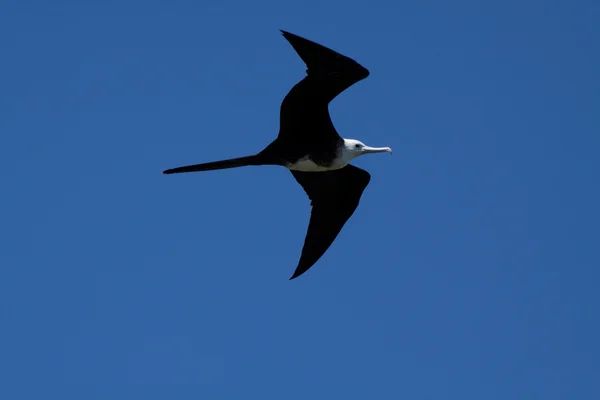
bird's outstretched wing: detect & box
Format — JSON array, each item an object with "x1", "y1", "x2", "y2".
[
  {"x1": 289, "y1": 164, "x2": 371, "y2": 279},
  {"x1": 278, "y1": 30, "x2": 370, "y2": 144}
]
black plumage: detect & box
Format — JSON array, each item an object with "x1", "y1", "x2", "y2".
[{"x1": 164, "y1": 30, "x2": 389, "y2": 279}]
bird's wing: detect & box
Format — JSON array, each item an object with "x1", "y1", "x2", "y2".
[
  {"x1": 278, "y1": 30, "x2": 370, "y2": 144},
  {"x1": 289, "y1": 164, "x2": 371, "y2": 279}
]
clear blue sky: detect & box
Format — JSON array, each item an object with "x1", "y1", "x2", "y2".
[{"x1": 1, "y1": 1, "x2": 599, "y2": 398}]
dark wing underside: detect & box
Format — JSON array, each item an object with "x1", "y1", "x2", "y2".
[
  {"x1": 278, "y1": 30, "x2": 370, "y2": 145},
  {"x1": 290, "y1": 164, "x2": 371, "y2": 280}
]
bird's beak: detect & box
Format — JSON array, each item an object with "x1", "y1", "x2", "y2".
[{"x1": 362, "y1": 146, "x2": 392, "y2": 155}]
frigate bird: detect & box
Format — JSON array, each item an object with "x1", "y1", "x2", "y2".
[{"x1": 163, "y1": 30, "x2": 392, "y2": 279}]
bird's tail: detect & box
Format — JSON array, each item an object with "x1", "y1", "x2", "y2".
[{"x1": 163, "y1": 154, "x2": 271, "y2": 175}]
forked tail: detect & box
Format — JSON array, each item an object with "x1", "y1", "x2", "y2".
[{"x1": 162, "y1": 154, "x2": 276, "y2": 175}]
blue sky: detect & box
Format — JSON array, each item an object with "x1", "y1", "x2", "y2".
[{"x1": 1, "y1": 0, "x2": 599, "y2": 398}]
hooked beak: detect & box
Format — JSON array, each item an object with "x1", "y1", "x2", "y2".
[{"x1": 362, "y1": 146, "x2": 392, "y2": 155}]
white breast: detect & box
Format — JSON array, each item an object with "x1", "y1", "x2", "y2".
[
  {"x1": 288, "y1": 155, "x2": 346, "y2": 172},
  {"x1": 287, "y1": 143, "x2": 359, "y2": 172}
]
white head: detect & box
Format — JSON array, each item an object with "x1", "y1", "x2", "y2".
[{"x1": 340, "y1": 138, "x2": 392, "y2": 164}]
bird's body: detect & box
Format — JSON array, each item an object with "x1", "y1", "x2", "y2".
[
  {"x1": 286, "y1": 139, "x2": 385, "y2": 171},
  {"x1": 289, "y1": 156, "x2": 343, "y2": 171},
  {"x1": 164, "y1": 30, "x2": 392, "y2": 279}
]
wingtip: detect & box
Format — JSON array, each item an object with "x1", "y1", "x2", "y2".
[
  {"x1": 289, "y1": 269, "x2": 304, "y2": 280},
  {"x1": 289, "y1": 272, "x2": 300, "y2": 280}
]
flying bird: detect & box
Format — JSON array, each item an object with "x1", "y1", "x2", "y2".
[{"x1": 163, "y1": 30, "x2": 392, "y2": 279}]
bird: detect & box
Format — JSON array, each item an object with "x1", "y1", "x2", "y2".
[{"x1": 163, "y1": 30, "x2": 392, "y2": 280}]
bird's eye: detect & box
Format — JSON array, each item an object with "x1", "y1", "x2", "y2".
[{"x1": 355, "y1": 144, "x2": 360, "y2": 149}]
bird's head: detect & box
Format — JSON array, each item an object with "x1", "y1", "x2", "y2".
[{"x1": 343, "y1": 139, "x2": 392, "y2": 161}]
